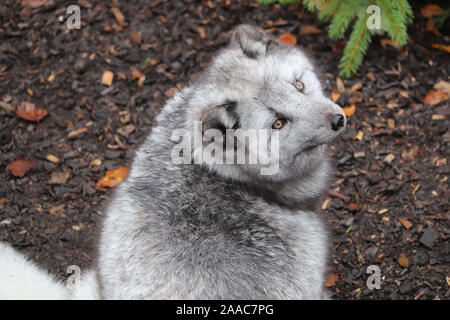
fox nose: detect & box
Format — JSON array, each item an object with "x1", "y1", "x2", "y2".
[{"x1": 331, "y1": 114, "x2": 345, "y2": 131}]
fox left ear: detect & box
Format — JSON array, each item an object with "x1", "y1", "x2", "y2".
[{"x1": 230, "y1": 24, "x2": 278, "y2": 59}]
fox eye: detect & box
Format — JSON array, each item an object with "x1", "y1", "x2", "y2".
[
  {"x1": 272, "y1": 119, "x2": 286, "y2": 130},
  {"x1": 294, "y1": 80, "x2": 304, "y2": 92}
]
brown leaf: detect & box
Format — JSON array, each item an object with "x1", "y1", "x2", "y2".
[
  {"x1": 336, "y1": 77, "x2": 345, "y2": 93},
  {"x1": 129, "y1": 30, "x2": 142, "y2": 44},
  {"x1": 278, "y1": 33, "x2": 297, "y2": 46},
  {"x1": 16, "y1": 101, "x2": 47, "y2": 122},
  {"x1": 347, "y1": 203, "x2": 359, "y2": 212},
  {"x1": 399, "y1": 218, "x2": 413, "y2": 229},
  {"x1": 324, "y1": 272, "x2": 339, "y2": 287},
  {"x1": 426, "y1": 19, "x2": 441, "y2": 36},
  {"x1": 420, "y1": 4, "x2": 442, "y2": 18},
  {"x1": 117, "y1": 124, "x2": 135, "y2": 138},
  {"x1": 21, "y1": 0, "x2": 47, "y2": 8},
  {"x1": 420, "y1": 89, "x2": 448, "y2": 105},
  {"x1": 8, "y1": 157, "x2": 35, "y2": 177},
  {"x1": 342, "y1": 104, "x2": 355, "y2": 117},
  {"x1": 110, "y1": 7, "x2": 127, "y2": 27},
  {"x1": 397, "y1": 253, "x2": 409, "y2": 268},
  {"x1": 299, "y1": 24, "x2": 321, "y2": 35},
  {"x1": 96, "y1": 167, "x2": 129, "y2": 189},
  {"x1": 49, "y1": 169, "x2": 71, "y2": 185},
  {"x1": 401, "y1": 146, "x2": 419, "y2": 161},
  {"x1": 380, "y1": 39, "x2": 402, "y2": 50}
]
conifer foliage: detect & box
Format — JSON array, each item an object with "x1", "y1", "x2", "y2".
[{"x1": 259, "y1": 0, "x2": 414, "y2": 77}]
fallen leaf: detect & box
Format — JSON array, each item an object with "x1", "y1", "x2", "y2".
[
  {"x1": 49, "y1": 204, "x2": 65, "y2": 216},
  {"x1": 21, "y1": 0, "x2": 47, "y2": 8},
  {"x1": 380, "y1": 38, "x2": 402, "y2": 50},
  {"x1": 399, "y1": 218, "x2": 412, "y2": 229},
  {"x1": 354, "y1": 151, "x2": 365, "y2": 158},
  {"x1": 347, "y1": 203, "x2": 359, "y2": 212},
  {"x1": 129, "y1": 30, "x2": 142, "y2": 44},
  {"x1": 401, "y1": 146, "x2": 419, "y2": 161},
  {"x1": 342, "y1": 104, "x2": 355, "y2": 117},
  {"x1": 278, "y1": 33, "x2": 296, "y2": 46},
  {"x1": 351, "y1": 81, "x2": 362, "y2": 92},
  {"x1": 384, "y1": 153, "x2": 395, "y2": 163},
  {"x1": 330, "y1": 88, "x2": 340, "y2": 102},
  {"x1": 366, "y1": 72, "x2": 376, "y2": 82},
  {"x1": 431, "y1": 43, "x2": 450, "y2": 54},
  {"x1": 96, "y1": 166, "x2": 129, "y2": 189},
  {"x1": 198, "y1": 27, "x2": 206, "y2": 39},
  {"x1": 324, "y1": 272, "x2": 339, "y2": 287},
  {"x1": 426, "y1": 19, "x2": 441, "y2": 36},
  {"x1": 164, "y1": 87, "x2": 179, "y2": 97},
  {"x1": 101, "y1": 70, "x2": 114, "y2": 86},
  {"x1": 110, "y1": 7, "x2": 127, "y2": 27},
  {"x1": 420, "y1": 4, "x2": 442, "y2": 18},
  {"x1": 8, "y1": 157, "x2": 35, "y2": 177},
  {"x1": 397, "y1": 253, "x2": 409, "y2": 268},
  {"x1": 434, "y1": 81, "x2": 450, "y2": 96},
  {"x1": 15, "y1": 101, "x2": 47, "y2": 122},
  {"x1": 117, "y1": 124, "x2": 135, "y2": 138},
  {"x1": 336, "y1": 77, "x2": 345, "y2": 93},
  {"x1": 299, "y1": 24, "x2": 321, "y2": 35},
  {"x1": 49, "y1": 169, "x2": 71, "y2": 184},
  {"x1": 421, "y1": 89, "x2": 448, "y2": 105},
  {"x1": 90, "y1": 159, "x2": 102, "y2": 167}
]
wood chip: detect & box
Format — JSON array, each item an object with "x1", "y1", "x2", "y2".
[
  {"x1": 101, "y1": 70, "x2": 114, "y2": 86},
  {"x1": 68, "y1": 127, "x2": 87, "y2": 139},
  {"x1": 399, "y1": 218, "x2": 413, "y2": 229},
  {"x1": 46, "y1": 154, "x2": 60, "y2": 163}
]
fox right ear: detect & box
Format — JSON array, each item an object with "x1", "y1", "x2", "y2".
[{"x1": 230, "y1": 24, "x2": 274, "y2": 59}]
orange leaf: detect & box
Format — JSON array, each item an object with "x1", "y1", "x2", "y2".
[
  {"x1": 8, "y1": 157, "x2": 35, "y2": 177},
  {"x1": 431, "y1": 43, "x2": 450, "y2": 54},
  {"x1": 21, "y1": 0, "x2": 47, "y2": 8},
  {"x1": 342, "y1": 104, "x2": 356, "y2": 117},
  {"x1": 380, "y1": 38, "x2": 402, "y2": 50},
  {"x1": 299, "y1": 24, "x2": 321, "y2": 35},
  {"x1": 96, "y1": 167, "x2": 129, "y2": 189},
  {"x1": 330, "y1": 88, "x2": 340, "y2": 102},
  {"x1": 347, "y1": 203, "x2": 359, "y2": 212},
  {"x1": 278, "y1": 33, "x2": 296, "y2": 46},
  {"x1": 324, "y1": 272, "x2": 339, "y2": 287},
  {"x1": 399, "y1": 218, "x2": 412, "y2": 229},
  {"x1": 15, "y1": 101, "x2": 48, "y2": 122},
  {"x1": 420, "y1": 4, "x2": 442, "y2": 18},
  {"x1": 421, "y1": 89, "x2": 448, "y2": 105}
]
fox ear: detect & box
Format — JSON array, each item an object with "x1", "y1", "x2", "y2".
[{"x1": 230, "y1": 24, "x2": 275, "y2": 58}]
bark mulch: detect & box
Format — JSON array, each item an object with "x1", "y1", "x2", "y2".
[{"x1": 0, "y1": 0, "x2": 448, "y2": 299}]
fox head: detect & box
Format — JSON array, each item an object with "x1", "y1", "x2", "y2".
[{"x1": 180, "y1": 24, "x2": 346, "y2": 184}]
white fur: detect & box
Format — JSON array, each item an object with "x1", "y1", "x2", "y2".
[{"x1": 0, "y1": 243, "x2": 69, "y2": 300}]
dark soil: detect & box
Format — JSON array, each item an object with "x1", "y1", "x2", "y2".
[{"x1": 0, "y1": 0, "x2": 448, "y2": 300}]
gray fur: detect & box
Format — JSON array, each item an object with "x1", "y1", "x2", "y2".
[{"x1": 96, "y1": 25, "x2": 346, "y2": 299}]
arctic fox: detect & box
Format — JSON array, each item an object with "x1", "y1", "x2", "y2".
[{"x1": 0, "y1": 25, "x2": 345, "y2": 299}]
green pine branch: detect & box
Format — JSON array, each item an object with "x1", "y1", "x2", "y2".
[{"x1": 339, "y1": 10, "x2": 372, "y2": 78}]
